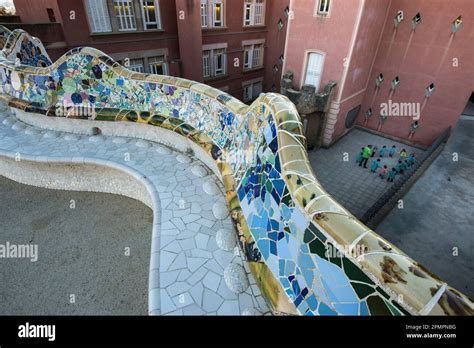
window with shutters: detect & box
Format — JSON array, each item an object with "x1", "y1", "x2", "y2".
[
  {"x1": 243, "y1": 0, "x2": 265, "y2": 26},
  {"x1": 141, "y1": 0, "x2": 162, "y2": 30},
  {"x1": 148, "y1": 56, "x2": 168, "y2": 75},
  {"x1": 200, "y1": 0, "x2": 208, "y2": 27},
  {"x1": 214, "y1": 48, "x2": 225, "y2": 75},
  {"x1": 114, "y1": 0, "x2": 137, "y2": 31},
  {"x1": 203, "y1": 48, "x2": 226, "y2": 78},
  {"x1": 202, "y1": 51, "x2": 211, "y2": 77},
  {"x1": 201, "y1": 0, "x2": 225, "y2": 28},
  {"x1": 84, "y1": 0, "x2": 112, "y2": 33},
  {"x1": 304, "y1": 52, "x2": 324, "y2": 91},
  {"x1": 243, "y1": 43, "x2": 264, "y2": 70},
  {"x1": 129, "y1": 58, "x2": 144, "y2": 73}
]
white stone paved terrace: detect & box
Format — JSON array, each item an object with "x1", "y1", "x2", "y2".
[{"x1": 0, "y1": 104, "x2": 271, "y2": 316}]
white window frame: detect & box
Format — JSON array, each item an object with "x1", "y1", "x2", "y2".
[
  {"x1": 141, "y1": 0, "x2": 162, "y2": 30},
  {"x1": 213, "y1": 48, "x2": 226, "y2": 75},
  {"x1": 114, "y1": 0, "x2": 137, "y2": 31},
  {"x1": 201, "y1": 0, "x2": 225, "y2": 28},
  {"x1": 303, "y1": 51, "x2": 325, "y2": 91},
  {"x1": 202, "y1": 47, "x2": 227, "y2": 78},
  {"x1": 315, "y1": 0, "x2": 331, "y2": 16},
  {"x1": 243, "y1": 0, "x2": 265, "y2": 26},
  {"x1": 243, "y1": 43, "x2": 264, "y2": 70},
  {"x1": 212, "y1": 0, "x2": 223, "y2": 27},
  {"x1": 244, "y1": 1, "x2": 252, "y2": 26},
  {"x1": 200, "y1": 0, "x2": 208, "y2": 28},
  {"x1": 148, "y1": 56, "x2": 168, "y2": 75},
  {"x1": 202, "y1": 51, "x2": 211, "y2": 77},
  {"x1": 129, "y1": 58, "x2": 144, "y2": 73},
  {"x1": 85, "y1": 0, "x2": 112, "y2": 33}
]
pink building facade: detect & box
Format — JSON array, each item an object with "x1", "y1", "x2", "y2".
[{"x1": 283, "y1": 0, "x2": 474, "y2": 147}]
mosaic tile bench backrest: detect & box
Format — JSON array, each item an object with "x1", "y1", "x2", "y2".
[{"x1": 0, "y1": 28, "x2": 472, "y2": 316}]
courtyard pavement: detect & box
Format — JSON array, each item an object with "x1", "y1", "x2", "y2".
[
  {"x1": 377, "y1": 116, "x2": 474, "y2": 298},
  {"x1": 308, "y1": 128, "x2": 423, "y2": 219}
]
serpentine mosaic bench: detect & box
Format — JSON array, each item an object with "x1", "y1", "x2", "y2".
[{"x1": 0, "y1": 26, "x2": 472, "y2": 316}]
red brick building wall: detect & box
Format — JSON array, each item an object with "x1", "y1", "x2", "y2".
[
  {"x1": 283, "y1": 0, "x2": 474, "y2": 147},
  {"x1": 12, "y1": 0, "x2": 288, "y2": 102}
]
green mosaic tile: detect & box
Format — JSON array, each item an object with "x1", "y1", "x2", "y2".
[
  {"x1": 303, "y1": 229, "x2": 315, "y2": 244},
  {"x1": 342, "y1": 257, "x2": 375, "y2": 285},
  {"x1": 375, "y1": 286, "x2": 391, "y2": 300},
  {"x1": 366, "y1": 296, "x2": 392, "y2": 316},
  {"x1": 308, "y1": 222, "x2": 327, "y2": 242},
  {"x1": 309, "y1": 238, "x2": 327, "y2": 259},
  {"x1": 352, "y1": 282, "x2": 375, "y2": 299}
]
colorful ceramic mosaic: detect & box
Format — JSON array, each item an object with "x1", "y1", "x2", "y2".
[
  {"x1": 0, "y1": 26, "x2": 51, "y2": 67},
  {"x1": 0, "y1": 29, "x2": 472, "y2": 316}
]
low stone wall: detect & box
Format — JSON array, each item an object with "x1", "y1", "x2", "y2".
[{"x1": 0, "y1": 155, "x2": 154, "y2": 208}]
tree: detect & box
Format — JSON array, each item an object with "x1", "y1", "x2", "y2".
[{"x1": 0, "y1": 6, "x2": 15, "y2": 16}]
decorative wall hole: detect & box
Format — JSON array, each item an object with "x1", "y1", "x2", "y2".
[
  {"x1": 365, "y1": 108, "x2": 373, "y2": 119},
  {"x1": 391, "y1": 76, "x2": 400, "y2": 90},
  {"x1": 425, "y1": 83, "x2": 435, "y2": 97},
  {"x1": 375, "y1": 73, "x2": 384, "y2": 87},
  {"x1": 452, "y1": 15, "x2": 462, "y2": 33},
  {"x1": 277, "y1": 19, "x2": 284, "y2": 31},
  {"x1": 412, "y1": 12, "x2": 422, "y2": 30},
  {"x1": 394, "y1": 10, "x2": 404, "y2": 27}
]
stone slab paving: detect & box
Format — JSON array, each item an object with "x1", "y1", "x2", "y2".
[
  {"x1": 0, "y1": 106, "x2": 270, "y2": 316},
  {"x1": 308, "y1": 128, "x2": 424, "y2": 219}
]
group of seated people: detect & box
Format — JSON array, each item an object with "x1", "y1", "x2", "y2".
[{"x1": 356, "y1": 145, "x2": 417, "y2": 182}]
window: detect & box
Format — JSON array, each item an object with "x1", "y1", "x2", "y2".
[
  {"x1": 141, "y1": 0, "x2": 161, "y2": 30},
  {"x1": 345, "y1": 105, "x2": 361, "y2": 129},
  {"x1": 114, "y1": 0, "x2": 137, "y2": 31},
  {"x1": 84, "y1": 0, "x2": 112, "y2": 33},
  {"x1": 304, "y1": 52, "x2": 324, "y2": 91},
  {"x1": 243, "y1": 43, "x2": 264, "y2": 70},
  {"x1": 47, "y1": 8, "x2": 56, "y2": 22},
  {"x1": 203, "y1": 48, "x2": 227, "y2": 78},
  {"x1": 201, "y1": 0, "x2": 224, "y2": 28},
  {"x1": 317, "y1": 0, "x2": 330, "y2": 15},
  {"x1": 129, "y1": 58, "x2": 144, "y2": 73},
  {"x1": 200, "y1": 0, "x2": 208, "y2": 27},
  {"x1": 214, "y1": 48, "x2": 225, "y2": 75},
  {"x1": 244, "y1": 0, "x2": 265, "y2": 26},
  {"x1": 149, "y1": 56, "x2": 168, "y2": 75},
  {"x1": 213, "y1": 0, "x2": 223, "y2": 27},
  {"x1": 243, "y1": 81, "x2": 262, "y2": 102},
  {"x1": 202, "y1": 51, "x2": 211, "y2": 77}
]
